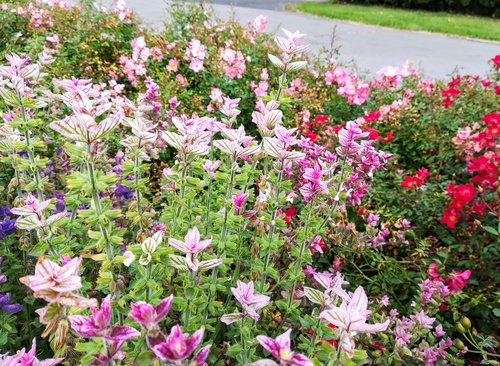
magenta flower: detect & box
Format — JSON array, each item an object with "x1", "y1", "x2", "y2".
[
  {"x1": 0, "y1": 338, "x2": 63, "y2": 366},
  {"x1": 445, "y1": 269, "x2": 471, "y2": 292},
  {"x1": 68, "y1": 295, "x2": 140, "y2": 341},
  {"x1": 150, "y1": 324, "x2": 204, "y2": 362},
  {"x1": 129, "y1": 295, "x2": 173, "y2": 332},
  {"x1": 191, "y1": 345, "x2": 211, "y2": 366},
  {"x1": 232, "y1": 192, "x2": 249, "y2": 214},
  {"x1": 253, "y1": 329, "x2": 313, "y2": 366}
]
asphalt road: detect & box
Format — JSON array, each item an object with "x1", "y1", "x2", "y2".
[
  {"x1": 198, "y1": 0, "x2": 306, "y2": 11},
  {"x1": 70, "y1": 0, "x2": 500, "y2": 79}
]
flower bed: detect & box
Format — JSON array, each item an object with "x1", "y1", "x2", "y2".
[{"x1": 0, "y1": 1, "x2": 498, "y2": 365}]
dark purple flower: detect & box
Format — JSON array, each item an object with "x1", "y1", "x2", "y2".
[
  {"x1": 0, "y1": 218, "x2": 16, "y2": 239},
  {"x1": 54, "y1": 193, "x2": 66, "y2": 213},
  {"x1": 115, "y1": 183, "x2": 134, "y2": 200},
  {"x1": 0, "y1": 292, "x2": 23, "y2": 314},
  {"x1": 0, "y1": 206, "x2": 13, "y2": 219}
]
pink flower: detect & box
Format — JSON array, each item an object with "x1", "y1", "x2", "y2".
[
  {"x1": 0, "y1": 338, "x2": 63, "y2": 366},
  {"x1": 252, "y1": 329, "x2": 313, "y2": 366},
  {"x1": 222, "y1": 281, "x2": 270, "y2": 323},
  {"x1": 166, "y1": 58, "x2": 179, "y2": 72},
  {"x1": 445, "y1": 270, "x2": 471, "y2": 292},
  {"x1": 168, "y1": 227, "x2": 212, "y2": 255},
  {"x1": 232, "y1": 192, "x2": 249, "y2": 214},
  {"x1": 68, "y1": 295, "x2": 141, "y2": 341},
  {"x1": 150, "y1": 325, "x2": 204, "y2": 362},
  {"x1": 210, "y1": 87, "x2": 223, "y2": 102},
  {"x1": 320, "y1": 286, "x2": 390, "y2": 358},
  {"x1": 189, "y1": 58, "x2": 204, "y2": 73},
  {"x1": 129, "y1": 295, "x2": 173, "y2": 332},
  {"x1": 20, "y1": 256, "x2": 87, "y2": 304}
]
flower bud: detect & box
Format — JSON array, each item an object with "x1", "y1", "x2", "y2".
[
  {"x1": 460, "y1": 317, "x2": 472, "y2": 330},
  {"x1": 54, "y1": 319, "x2": 69, "y2": 350},
  {"x1": 454, "y1": 339, "x2": 465, "y2": 350},
  {"x1": 455, "y1": 323, "x2": 466, "y2": 334}
]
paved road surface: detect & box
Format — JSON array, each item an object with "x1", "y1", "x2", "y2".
[{"x1": 71, "y1": 0, "x2": 500, "y2": 79}]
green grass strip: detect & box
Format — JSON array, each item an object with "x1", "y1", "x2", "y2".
[{"x1": 292, "y1": 2, "x2": 500, "y2": 42}]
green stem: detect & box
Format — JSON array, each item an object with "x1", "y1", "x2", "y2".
[
  {"x1": 184, "y1": 270, "x2": 195, "y2": 327},
  {"x1": 203, "y1": 178, "x2": 213, "y2": 237},
  {"x1": 204, "y1": 158, "x2": 237, "y2": 325},
  {"x1": 145, "y1": 263, "x2": 152, "y2": 303},
  {"x1": 307, "y1": 313, "x2": 323, "y2": 358},
  {"x1": 241, "y1": 315, "x2": 247, "y2": 364},
  {"x1": 85, "y1": 148, "x2": 112, "y2": 260},
  {"x1": 171, "y1": 160, "x2": 189, "y2": 233},
  {"x1": 18, "y1": 97, "x2": 44, "y2": 201},
  {"x1": 280, "y1": 200, "x2": 314, "y2": 332},
  {"x1": 134, "y1": 146, "x2": 144, "y2": 228},
  {"x1": 259, "y1": 160, "x2": 286, "y2": 292}
]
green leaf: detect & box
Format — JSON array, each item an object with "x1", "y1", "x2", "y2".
[{"x1": 483, "y1": 226, "x2": 498, "y2": 236}]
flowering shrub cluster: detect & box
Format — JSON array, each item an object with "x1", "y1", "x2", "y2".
[{"x1": 0, "y1": 0, "x2": 498, "y2": 365}]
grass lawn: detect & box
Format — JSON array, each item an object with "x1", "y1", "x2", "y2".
[{"x1": 291, "y1": 2, "x2": 500, "y2": 42}]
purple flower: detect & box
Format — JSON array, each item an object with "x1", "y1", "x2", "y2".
[
  {"x1": 0, "y1": 206, "x2": 13, "y2": 219},
  {"x1": 0, "y1": 292, "x2": 23, "y2": 313},
  {"x1": 252, "y1": 329, "x2": 313, "y2": 366},
  {"x1": 232, "y1": 192, "x2": 249, "y2": 214},
  {"x1": 0, "y1": 218, "x2": 16, "y2": 239},
  {"x1": 150, "y1": 325, "x2": 204, "y2": 362},
  {"x1": 129, "y1": 295, "x2": 173, "y2": 332},
  {"x1": 115, "y1": 182, "x2": 134, "y2": 200},
  {"x1": 68, "y1": 295, "x2": 140, "y2": 341}
]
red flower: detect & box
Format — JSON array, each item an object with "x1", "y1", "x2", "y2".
[
  {"x1": 305, "y1": 129, "x2": 318, "y2": 142},
  {"x1": 379, "y1": 130, "x2": 394, "y2": 143},
  {"x1": 481, "y1": 80, "x2": 493, "y2": 88},
  {"x1": 445, "y1": 270, "x2": 471, "y2": 292},
  {"x1": 487, "y1": 124, "x2": 500, "y2": 136},
  {"x1": 467, "y1": 156, "x2": 493, "y2": 173},
  {"x1": 490, "y1": 55, "x2": 500, "y2": 68},
  {"x1": 415, "y1": 167, "x2": 429, "y2": 181},
  {"x1": 471, "y1": 201, "x2": 486, "y2": 217},
  {"x1": 314, "y1": 115, "x2": 328, "y2": 125},
  {"x1": 447, "y1": 183, "x2": 476, "y2": 204},
  {"x1": 495, "y1": 85, "x2": 500, "y2": 95},
  {"x1": 442, "y1": 97, "x2": 454, "y2": 108},
  {"x1": 363, "y1": 127, "x2": 379, "y2": 140},
  {"x1": 440, "y1": 208, "x2": 460, "y2": 228},
  {"x1": 283, "y1": 205, "x2": 296, "y2": 224},
  {"x1": 372, "y1": 342, "x2": 385, "y2": 351},
  {"x1": 449, "y1": 199, "x2": 466, "y2": 211},
  {"x1": 483, "y1": 112, "x2": 500, "y2": 125},
  {"x1": 448, "y1": 76, "x2": 461, "y2": 87},
  {"x1": 331, "y1": 124, "x2": 344, "y2": 133},
  {"x1": 364, "y1": 111, "x2": 381, "y2": 123},
  {"x1": 442, "y1": 87, "x2": 460, "y2": 97},
  {"x1": 401, "y1": 176, "x2": 422, "y2": 189}
]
